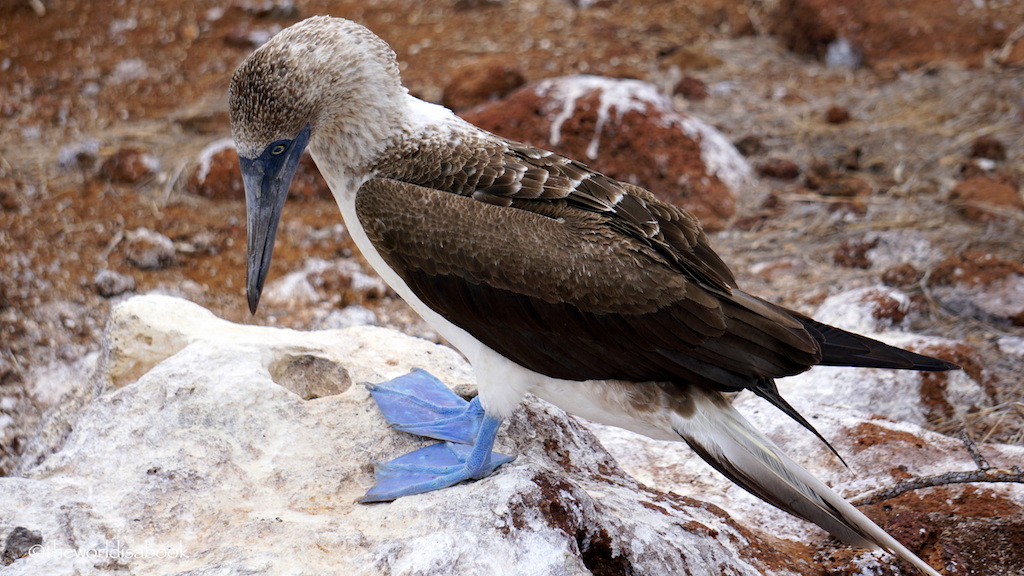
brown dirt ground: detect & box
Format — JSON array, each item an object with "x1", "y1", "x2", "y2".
[{"x1": 2, "y1": 0, "x2": 1024, "y2": 573}]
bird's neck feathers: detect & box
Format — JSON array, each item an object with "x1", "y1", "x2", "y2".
[{"x1": 313, "y1": 93, "x2": 474, "y2": 206}]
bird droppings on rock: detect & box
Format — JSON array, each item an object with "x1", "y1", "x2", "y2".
[
  {"x1": 813, "y1": 286, "x2": 913, "y2": 334},
  {"x1": 56, "y1": 140, "x2": 101, "y2": 173},
  {"x1": 2, "y1": 295, "x2": 840, "y2": 576},
  {"x1": 997, "y1": 336, "x2": 1024, "y2": 357},
  {"x1": 123, "y1": 228, "x2": 175, "y2": 270},
  {"x1": 864, "y1": 289, "x2": 911, "y2": 327},
  {"x1": 187, "y1": 139, "x2": 242, "y2": 200},
  {"x1": 770, "y1": 287, "x2": 992, "y2": 426},
  {"x1": 313, "y1": 305, "x2": 379, "y2": 330},
  {"x1": 188, "y1": 140, "x2": 330, "y2": 202},
  {"x1": 824, "y1": 37, "x2": 863, "y2": 69}
]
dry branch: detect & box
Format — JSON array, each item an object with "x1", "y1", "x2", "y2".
[{"x1": 852, "y1": 467, "x2": 1024, "y2": 507}]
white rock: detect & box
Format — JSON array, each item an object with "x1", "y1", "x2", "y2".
[
  {"x1": 933, "y1": 274, "x2": 1024, "y2": 324},
  {"x1": 997, "y1": 336, "x2": 1024, "y2": 356},
  {"x1": 859, "y1": 229, "x2": 944, "y2": 272},
  {"x1": 314, "y1": 304, "x2": 378, "y2": 329},
  {"x1": 261, "y1": 258, "x2": 388, "y2": 309},
  {"x1": 2, "y1": 295, "x2": 810, "y2": 576},
  {"x1": 825, "y1": 37, "x2": 863, "y2": 69},
  {"x1": 812, "y1": 285, "x2": 912, "y2": 334}
]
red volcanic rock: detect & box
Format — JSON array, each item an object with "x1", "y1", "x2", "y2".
[
  {"x1": 769, "y1": 0, "x2": 1011, "y2": 70},
  {"x1": 881, "y1": 263, "x2": 923, "y2": 287},
  {"x1": 931, "y1": 251, "x2": 1024, "y2": 325},
  {"x1": 673, "y1": 75, "x2": 708, "y2": 101},
  {"x1": 969, "y1": 136, "x2": 1007, "y2": 161},
  {"x1": 188, "y1": 141, "x2": 243, "y2": 201},
  {"x1": 756, "y1": 158, "x2": 800, "y2": 180},
  {"x1": 824, "y1": 104, "x2": 850, "y2": 124},
  {"x1": 99, "y1": 147, "x2": 159, "y2": 184},
  {"x1": 441, "y1": 58, "x2": 526, "y2": 111},
  {"x1": 187, "y1": 140, "x2": 330, "y2": 202},
  {"x1": 833, "y1": 237, "x2": 879, "y2": 269},
  {"x1": 0, "y1": 180, "x2": 21, "y2": 212},
  {"x1": 460, "y1": 75, "x2": 752, "y2": 232},
  {"x1": 950, "y1": 175, "x2": 1024, "y2": 222}
]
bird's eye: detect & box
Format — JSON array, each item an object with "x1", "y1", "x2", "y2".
[{"x1": 271, "y1": 144, "x2": 287, "y2": 155}]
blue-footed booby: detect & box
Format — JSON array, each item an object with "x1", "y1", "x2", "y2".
[{"x1": 230, "y1": 16, "x2": 955, "y2": 575}]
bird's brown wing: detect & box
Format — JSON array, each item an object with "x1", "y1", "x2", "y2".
[{"x1": 359, "y1": 137, "x2": 824, "y2": 390}]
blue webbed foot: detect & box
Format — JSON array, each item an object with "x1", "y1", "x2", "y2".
[
  {"x1": 365, "y1": 369, "x2": 481, "y2": 444},
  {"x1": 359, "y1": 441, "x2": 515, "y2": 502},
  {"x1": 360, "y1": 369, "x2": 514, "y2": 503}
]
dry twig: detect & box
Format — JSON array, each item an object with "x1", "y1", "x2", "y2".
[
  {"x1": 851, "y1": 430, "x2": 1023, "y2": 506},
  {"x1": 851, "y1": 467, "x2": 1024, "y2": 507}
]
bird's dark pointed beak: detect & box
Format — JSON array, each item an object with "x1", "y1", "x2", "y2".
[{"x1": 240, "y1": 124, "x2": 312, "y2": 314}]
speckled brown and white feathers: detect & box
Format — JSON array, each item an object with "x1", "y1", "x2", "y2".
[
  {"x1": 230, "y1": 16, "x2": 405, "y2": 172},
  {"x1": 229, "y1": 17, "x2": 954, "y2": 576}
]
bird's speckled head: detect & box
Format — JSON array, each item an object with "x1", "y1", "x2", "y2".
[
  {"x1": 229, "y1": 15, "x2": 405, "y2": 161},
  {"x1": 229, "y1": 16, "x2": 408, "y2": 314}
]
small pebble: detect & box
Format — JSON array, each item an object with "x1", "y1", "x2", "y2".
[{"x1": 124, "y1": 228, "x2": 175, "y2": 270}]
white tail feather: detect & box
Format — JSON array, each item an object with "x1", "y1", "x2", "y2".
[{"x1": 673, "y1": 391, "x2": 941, "y2": 576}]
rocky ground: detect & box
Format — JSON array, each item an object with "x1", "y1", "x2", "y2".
[{"x1": 1, "y1": 0, "x2": 1023, "y2": 571}]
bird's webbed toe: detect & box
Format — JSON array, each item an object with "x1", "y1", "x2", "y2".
[{"x1": 361, "y1": 369, "x2": 514, "y2": 502}]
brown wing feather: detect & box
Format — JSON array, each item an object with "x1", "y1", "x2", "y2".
[{"x1": 355, "y1": 178, "x2": 821, "y2": 391}]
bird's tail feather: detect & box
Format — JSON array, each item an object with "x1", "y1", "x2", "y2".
[
  {"x1": 673, "y1": 390, "x2": 940, "y2": 576},
  {"x1": 797, "y1": 315, "x2": 959, "y2": 371}
]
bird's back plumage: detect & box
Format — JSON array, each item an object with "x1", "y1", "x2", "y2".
[{"x1": 364, "y1": 135, "x2": 956, "y2": 389}]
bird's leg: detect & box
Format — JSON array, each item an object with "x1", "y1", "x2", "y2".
[{"x1": 359, "y1": 369, "x2": 514, "y2": 502}]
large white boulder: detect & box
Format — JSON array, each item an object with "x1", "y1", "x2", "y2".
[
  {"x1": 1, "y1": 295, "x2": 801, "y2": 576},
  {"x1": 4, "y1": 294, "x2": 1021, "y2": 575}
]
